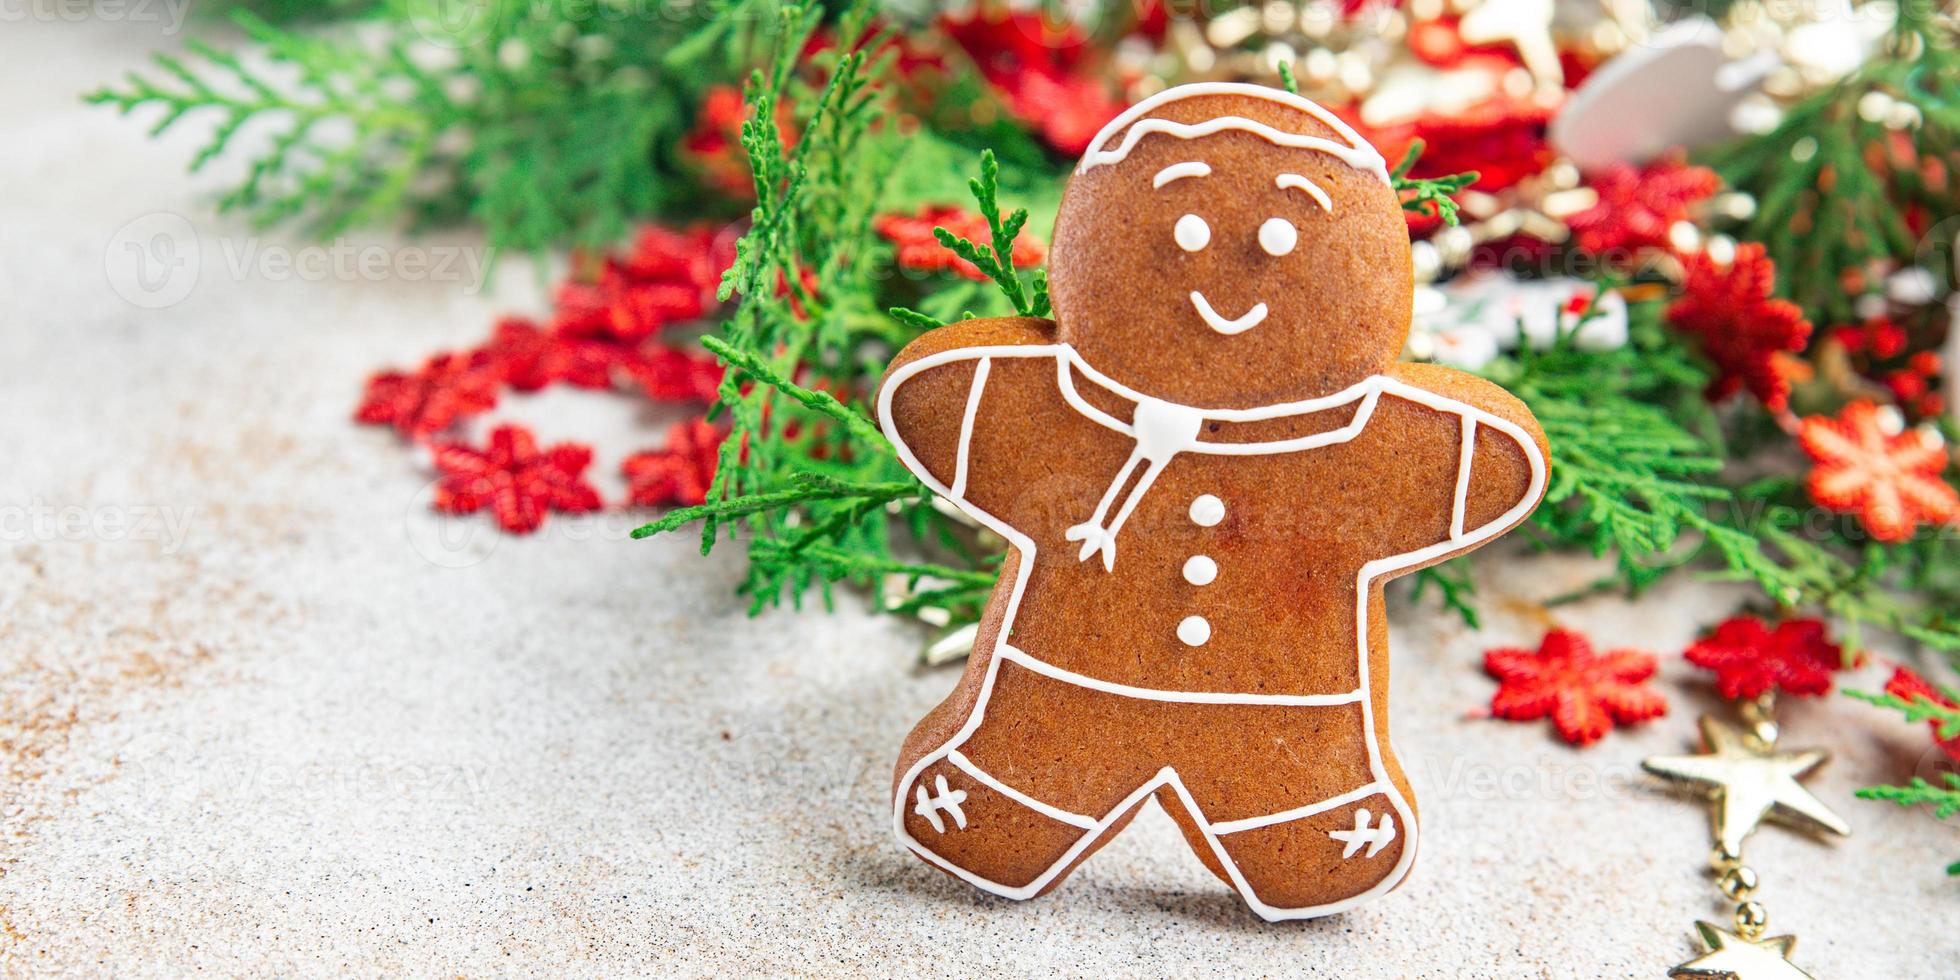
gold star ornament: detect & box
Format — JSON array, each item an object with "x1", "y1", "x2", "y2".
[
  {"x1": 1670, "y1": 921, "x2": 1815, "y2": 980},
  {"x1": 1642, "y1": 716, "x2": 1850, "y2": 857}
]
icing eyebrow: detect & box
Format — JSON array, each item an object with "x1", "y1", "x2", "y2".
[
  {"x1": 1153, "y1": 161, "x2": 1211, "y2": 188},
  {"x1": 1276, "y1": 173, "x2": 1333, "y2": 212}
]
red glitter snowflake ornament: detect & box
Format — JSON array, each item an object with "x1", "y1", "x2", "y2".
[
  {"x1": 431, "y1": 424, "x2": 602, "y2": 534},
  {"x1": 355, "y1": 349, "x2": 502, "y2": 437},
  {"x1": 1485, "y1": 629, "x2": 1667, "y2": 746},
  {"x1": 1566, "y1": 158, "x2": 1719, "y2": 257},
  {"x1": 1666, "y1": 243, "x2": 1812, "y2": 411},
  {"x1": 1799, "y1": 400, "x2": 1960, "y2": 543},
  {"x1": 623, "y1": 419, "x2": 725, "y2": 508},
  {"x1": 1683, "y1": 617, "x2": 1850, "y2": 700}
]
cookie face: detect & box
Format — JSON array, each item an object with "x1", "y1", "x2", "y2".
[
  {"x1": 1049, "y1": 86, "x2": 1414, "y2": 409},
  {"x1": 877, "y1": 83, "x2": 1548, "y2": 921}
]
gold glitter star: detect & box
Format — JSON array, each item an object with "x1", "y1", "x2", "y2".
[
  {"x1": 1670, "y1": 922, "x2": 1815, "y2": 980},
  {"x1": 1642, "y1": 716, "x2": 1850, "y2": 857}
]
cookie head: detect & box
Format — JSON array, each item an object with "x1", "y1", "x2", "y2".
[{"x1": 1047, "y1": 84, "x2": 1413, "y2": 408}]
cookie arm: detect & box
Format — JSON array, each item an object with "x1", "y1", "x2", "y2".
[
  {"x1": 877, "y1": 317, "x2": 1059, "y2": 508},
  {"x1": 1391, "y1": 363, "x2": 1550, "y2": 544}
]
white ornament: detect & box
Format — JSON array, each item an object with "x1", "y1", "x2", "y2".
[
  {"x1": 1408, "y1": 274, "x2": 1629, "y2": 370},
  {"x1": 1550, "y1": 19, "x2": 1775, "y2": 170}
]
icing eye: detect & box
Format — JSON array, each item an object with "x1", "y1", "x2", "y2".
[
  {"x1": 1259, "y1": 217, "x2": 1298, "y2": 257},
  {"x1": 1174, "y1": 213, "x2": 1210, "y2": 253}
]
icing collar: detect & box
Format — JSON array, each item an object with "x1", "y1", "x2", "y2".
[{"x1": 1054, "y1": 344, "x2": 1383, "y2": 455}]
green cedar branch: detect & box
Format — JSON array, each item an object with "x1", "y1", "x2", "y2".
[{"x1": 1391, "y1": 140, "x2": 1476, "y2": 227}]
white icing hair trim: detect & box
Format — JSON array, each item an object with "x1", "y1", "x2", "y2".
[
  {"x1": 1276, "y1": 173, "x2": 1332, "y2": 212},
  {"x1": 1153, "y1": 161, "x2": 1211, "y2": 187},
  {"x1": 1077, "y1": 82, "x2": 1389, "y2": 183}
]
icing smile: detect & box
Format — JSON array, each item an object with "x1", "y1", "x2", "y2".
[{"x1": 1190, "y1": 291, "x2": 1269, "y2": 335}]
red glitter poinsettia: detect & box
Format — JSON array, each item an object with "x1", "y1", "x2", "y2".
[
  {"x1": 1566, "y1": 158, "x2": 1719, "y2": 257},
  {"x1": 1683, "y1": 616, "x2": 1851, "y2": 700},
  {"x1": 623, "y1": 418, "x2": 725, "y2": 507},
  {"x1": 1883, "y1": 667, "x2": 1960, "y2": 763},
  {"x1": 431, "y1": 424, "x2": 602, "y2": 534},
  {"x1": 877, "y1": 205, "x2": 1048, "y2": 282},
  {"x1": 1485, "y1": 629, "x2": 1667, "y2": 746},
  {"x1": 939, "y1": 9, "x2": 1127, "y2": 154},
  {"x1": 355, "y1": 349, "x2": 502, "y2": 437},
  {"x1": 1666, "y1": 243, "x2": 1812, "y2": 410},
  {"x1": 1799, "y1": 400, "x2": 1960, "y2": 543}
]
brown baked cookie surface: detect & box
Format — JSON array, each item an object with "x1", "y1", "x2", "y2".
[{"x1": 876, "y1": 83, "x2": 1549, "y2": 921}]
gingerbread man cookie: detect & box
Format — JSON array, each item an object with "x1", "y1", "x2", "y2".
[{"x1": 878, "y1": 83, "x2": 1549, "y2": 920}]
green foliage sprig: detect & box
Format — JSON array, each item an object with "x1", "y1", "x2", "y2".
[
  {"x1": 1847, "y1": 685, "x2": 1960, "y2": 742},
  {"x1": 1853, "y1": 774, "x2": 1960, "y2": 875},
  {"x1": 632, "y1": 1, "x2": 1006, "y2": 626},
  {"x1": 929, "y1": 151, "x2": 1052, "y2": 318},
  {"x1": 85, "y1": 1, "x2": 770, "y2": 253},
  {"x1": 1391, "y1": 140, "x2": 1476, "y2": 227},
  {"x1": 1707, "y1": 4, "x2": 1960, "y2": 321}
]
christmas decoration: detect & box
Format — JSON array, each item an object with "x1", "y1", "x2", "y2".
[
  {"x1": 1665, "y1": 243, "x2": 1812, "y2": 411},
  {"x1": 1484, "y1": 629, "x2": 1666, "y2": 746},
  {"x1": 431, "y1": 424, "x2": 603, "y2": 534},
  {"x1": 355, "y1": 350, "x2": 503, "y2": 437},
  {"x1": 1798, "y1": 400, "x2": 1960, "y2": 543},
  {"x1": 1682, "y1": 617, "x2": 1849, "y2": 701},
  {"x1": 1644, "y1": 697, "x2": 1848, "y2": 979},
  {"x1": 624, "y1": 419, "x2": 726, "y2": 509},
  {"x1": 1564, "y1": 157, "x2": 1719, "y2": 258},
  {"x1": 1547, "y1": 19, "x2": 1769, "y2": 170}
]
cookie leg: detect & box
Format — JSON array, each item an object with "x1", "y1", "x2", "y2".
[
  {"x1": 1163, "y1": 786, "x2": 1414, "y2": 919},
  {"x1": 897, "y1": 750, "x2": 1149, "y2": 897}
]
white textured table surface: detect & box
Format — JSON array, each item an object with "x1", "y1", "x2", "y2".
[{"x1": 2, "y1": 20, "x2": 1954, "y2": 979}]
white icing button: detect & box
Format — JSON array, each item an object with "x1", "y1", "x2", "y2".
[
  {"x1": 1177, "y1": 615, "x2": 1211, "y2": 647},
  {"x1": 1189, "y1": 494, "x2": 1225, "y2": 527},
  {"x1": 1259, "y1": 217, "x2": 1298, "y2": 256},
  {"x1": 1174, "y1": 213, "x2": 1210, "y2": 252},
  {"x1": 1183, "y1": 555, "x2": 1217, "y2": 586}
]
